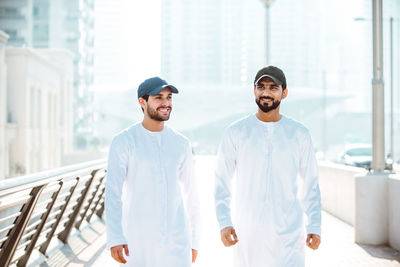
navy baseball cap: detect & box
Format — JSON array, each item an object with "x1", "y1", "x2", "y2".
[{"x1": 137, "y1": 77, "x2": 179, "y2": 99}]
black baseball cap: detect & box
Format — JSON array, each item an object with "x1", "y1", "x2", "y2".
[
  {"x1": 137, "y1": 77, "x2": 179, "y2": 99},
  {"x1": 254, "y1": 65, "x2": 287, "y2": 89}
]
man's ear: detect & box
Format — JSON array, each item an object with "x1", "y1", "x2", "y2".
[
  {"x1": 138, "y1": 98, "x2": 146, "y2": 110},
  {"x1": 282, "y1": 88, "x2": 288, "y2": 99}
]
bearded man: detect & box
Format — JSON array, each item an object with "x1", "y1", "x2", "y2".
[
  {"x1": 215, "y1": 66, "x2": 321, "y2": 267},
  {"x1": 105, "y1": 77, "x2": 201, "y2": 266}
]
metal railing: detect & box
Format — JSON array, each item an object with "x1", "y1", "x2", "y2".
[{"x1": 0, "y1": 159, "x2": 107, "y2": 267}]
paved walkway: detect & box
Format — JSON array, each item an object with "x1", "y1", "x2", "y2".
[
  {"x1": 89, "y1": 211, "x2": 400, "y2": 267},
  {"x1": 54, "y1": 156, "x2": 400, "y2": 267}
]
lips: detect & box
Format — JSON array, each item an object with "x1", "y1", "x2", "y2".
[
  {"x1": 260, "y1": 97, "x2": 274, "y2": 101},
  {"x1": 157, "y1": 107, "x2": 171, "y2": 113}
]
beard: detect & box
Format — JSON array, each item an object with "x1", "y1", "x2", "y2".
[
  {"x1": 147, "y1": 105, "x2": 171, "y2": 121},
  {"x1": 255, "y1": 96, "x2": 281, "y2": 113}
]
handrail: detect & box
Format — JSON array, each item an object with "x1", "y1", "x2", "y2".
[
  {"x1": 0, "y1": 159, "x2": 108, "y2": 266},
  {"x1": 0, "y1": 159, "x2": 107, "y2": 195}
]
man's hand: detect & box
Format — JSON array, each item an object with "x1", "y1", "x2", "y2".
[
  {"x1": 192, "y1": 249, "x2": 198, "y2": 263},
  {"x1": 220, "y1": 226, "x2": 238, "y2": 247},
  {"x1": 306, "y1": 234, "x2": 321, "y2": 250},
  {"x1": 110, "y1": 244, "x2": 129, "y2": 264}
]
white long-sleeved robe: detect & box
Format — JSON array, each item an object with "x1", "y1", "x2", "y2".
[
  {"x1": 105, "y1": 123, "x2": 200, "y2": 267},
  {"x1": 215, "y1": 114, "x2": 321, "y2": 267}
]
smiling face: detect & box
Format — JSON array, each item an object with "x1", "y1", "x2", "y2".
[
  {"x1": 140, "y1": 88, "x2": 173, "y2": 121},
  {"x1": 254, "y1": 77, "x2": 287, "y2": 113}
]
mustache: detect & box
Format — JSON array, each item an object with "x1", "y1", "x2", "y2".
[
  {"x1": 259, "y1": 96, "x2": 275, "y2": 101},
  {"x1": 156, "y1": 106, "x2": 172, "y2": 110}
]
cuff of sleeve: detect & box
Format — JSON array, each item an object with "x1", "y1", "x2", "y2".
[
  {"x1": 107, "y1": 237, "x2": 128, "y2": 250},
  {"x1": 218, "y1": 218, "x2": 233, "y2": 230},
  {"x1": 306, "y1": 225, "x2": 321, "y2": 236},
  {"x1": 191, "y1": 237, "x2": 200, "y2": 251}
]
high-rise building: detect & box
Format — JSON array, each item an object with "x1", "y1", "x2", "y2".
[
  {"x1": 161, "y1": 0, "x2": 222, "y2": 86},
  {"x1": 220, "y1": 0, "x2": 265, "y2": 86},
  {"x1": 161, "y1": 0, "x2": 265, "y2": 88},
  {"x1": 0, "y1": 0, "x2": 95, "y2": 148},
  {"x1": 0, "y1": 30, "x2": 8, "y2": 179},
  {"x1": 269, "y1": 0, "x2": 374, "y2": 111},
  {"x1": 0, "y1": 0, "x2": 34, "y2": 47},
  {"x1": 93, "y1": 0, "x2": 128, "y2": 87}
]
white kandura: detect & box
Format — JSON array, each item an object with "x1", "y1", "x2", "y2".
[
  {"x1": 215, "y1": 114, "x2": 321, "y2": 267},
  {"x1": 105, "y1": 123, "x2": 201, "y2": 267}
]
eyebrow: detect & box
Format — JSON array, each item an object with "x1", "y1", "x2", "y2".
[
  {"x1": 154, "y1": 93, "x2": 173, "y2": 97},
  {"x1": 256, "y1": 83, "x2": 278, "y2": 87}
]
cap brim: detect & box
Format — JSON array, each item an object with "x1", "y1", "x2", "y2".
[
  {"x1": 254, "y1": 75, "x2": 282, "y2": 86},
  {"x1": 147, "y1": 84, "x2": 179, "y2": 96}
]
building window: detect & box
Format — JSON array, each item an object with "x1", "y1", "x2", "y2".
[
  {"x1": 33, "y1": 6, "x2": 39, "y2": 17},
  {"x1": 4, "y1": 30, "x2": 17, "y2": 39},
  {"x1": 33, "y1": 24, "x2": 49, "y2": 43},
  {"x1": 33, "y1": 3, "x2": 49, "y2": 20},
  {"x1": 0, "y1": 7, "x2": 17, "y2": 16}
]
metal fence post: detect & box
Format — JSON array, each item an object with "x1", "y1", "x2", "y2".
[
  {"x1": 17, "y1": 182, "x2": 63, "y2": 267},
  {"x1": 39, "y1": 177, "x2": 80, "y2": 255},
  {"x1": 86, "y1": 178, "x2": 106, "y2": 223},
  {"x1": 0, "y1": 185, "x2": 46, "y2": 267},
  {"x1": 75, "y1": 170, "x2": 104, "y2": 229},
  {"x1": 57, "y1": 170, "x2": 97, "y2": 243}
]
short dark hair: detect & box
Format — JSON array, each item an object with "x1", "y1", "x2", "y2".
[{"x1": 140, "y1": 95, "x2": 149, "y2": 112}]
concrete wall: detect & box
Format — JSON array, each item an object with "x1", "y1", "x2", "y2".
[
  {"x1": 5, "y1": 48, "x2": 73, "y2": 177},
  {"x1": 318, "y1": 161, "x2": 400, "y2": 252},
  {"x1": 38, "y1": 50, "x2": 74, "y2": 156},
  {"x1": 388, "y1": 175, "x2": 400, "y2": 251},
  {"x1": 6, "y1": 48, "x2": 58, "y2": 175},
  {"x1": 355, "y1": 173, "x2": 388, "y2": 245},
  {"x1": 318, "y1": 161, "x2": 363, "y2": 226}
]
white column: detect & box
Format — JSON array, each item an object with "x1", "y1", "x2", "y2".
[
  {"x1": 371, "y1": 0, "x2": 385, "y2": 171},
  {"x1": 354, "y1": 0, "x2": 389, "y2": 246}
]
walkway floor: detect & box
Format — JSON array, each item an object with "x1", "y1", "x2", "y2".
[
  {"x1": 85, "y1": 210, "x2": 400, "y2": 267},
  {"x1": 45, "y1": 156, "x2": 400, "y2": 267}
]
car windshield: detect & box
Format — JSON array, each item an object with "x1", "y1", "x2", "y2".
[{"x1": 347, "y1": 147, "x2": 371, "y2": 157}]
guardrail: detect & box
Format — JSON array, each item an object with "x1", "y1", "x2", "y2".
[{"x1": 0, "y1": 159, "x2": 107, "y2": 267}]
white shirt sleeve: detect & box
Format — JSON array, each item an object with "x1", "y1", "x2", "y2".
[
  {"x1": 179, "y1": 141, "x2": 201, "y2": 250},
  {"x1": 105, "y1": 135, "x2": 129, "y2": 248},
  {"x1": 298, "y1": 131, "x2": 322, "y2": 236},
  {"x1": 214, "y1": 128, "x2": 236, "y2": 230}
]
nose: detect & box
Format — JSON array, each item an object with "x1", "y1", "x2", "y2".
[
  {"x1": 261, "y1": 89, "x2": 272, "y2": 97},
  {"x1": 161, "y1": 98, "x2": 171, "y2": 106}
]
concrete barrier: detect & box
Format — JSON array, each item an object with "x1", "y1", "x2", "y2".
[
  {"x1": 318, "y1": 161, "x2": 400, "y2": 251},
  {"x1": 388, "y1": 174, "x2": 400, "y2": 251},
  {"x1": 355, "y1": 172, "x2": 388, "y2": 245},
  {"x1": 318, "y1": 161, "x2": 364, "y2": 226}
]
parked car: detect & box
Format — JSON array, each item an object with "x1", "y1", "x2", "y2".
[
  {"x1": 338, "y1": 144, "x2": 372, "y2": 168},
  {"x1": 338, "y1": 143, "x2": 393, "y2": 170}
]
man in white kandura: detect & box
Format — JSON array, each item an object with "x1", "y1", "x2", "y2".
[
  {"x1": 105, "y1": 77, "x2": 201, "y2": 266},
  {"x1": 215, "y1": 66, "x2": 321, "y2": 267}
]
